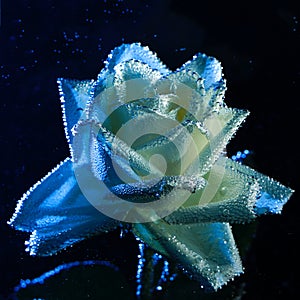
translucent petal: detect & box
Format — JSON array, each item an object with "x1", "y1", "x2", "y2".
[
  {"x1": 94, "y1": 43, "x2": 169, "y2": 97},
  {"x1": 164, "y1": 157, "x2": 259, "y2": 224},
  {"x1": 113, "y1": 59, "x2": 162, "y2": 83},
  {"x1": 156, "y1": 68, "x2": 226, "y2": 122},
  {"x1": 87, "y1": 60, "x2": 162, "y2": 129},
  {"x1": 57, "y1": 78, "x2": 94, "y2": 144},
  {"x1": 8, "y1": 158, "x2": 117, "y2": 256},
  {"x1": 194, "y1": 108, "x2": 249, "y2": 175},
  {"x1": 226, "y1": 159, "x2": 294, "y2": 215},
  {"x1": 104, "y1": 42, "x2": 169, "y2": 76},
  {"x1": 72, "y1": 120, "x2": 155, "y2": 185},
  {"x1": 171, "y1": 108, "x2": 249, "y2": 182},
  {"x1": 135, "y1": 119, "x2": 208, "y2": 176},
  {"x1": 133, "y1": 221, "x2": 243, "y2": 291},
  {"x1": 72, "y1": 120, "x2": 205, "y2": 199},
  {"x1": 179, "y1": 52, "x2": 223, "y2": 90},
  {"x1": 71, "y1": 119, "x2": 206, "y2": 223},
  {"x1": 165, "y1": 157, "x2": 294, "y2": 225},
  {"x1": 100, "y1": 101, "x2": 179, "y2": 139}
]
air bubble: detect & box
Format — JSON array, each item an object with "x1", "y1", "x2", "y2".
[{"x1": 220, "y1": 186, "x2": 227, "y2": 195}]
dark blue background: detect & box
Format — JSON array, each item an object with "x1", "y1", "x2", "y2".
[{"x1": 0, "y1": 0, "x2": 299, "y2": 299}]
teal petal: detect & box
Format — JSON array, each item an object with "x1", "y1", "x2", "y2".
[
  {"x1": 94, "y1": 43, "x2": 169, "y2": 97},
  {"x1": 227, "y1": 159, "x2": 294, "y2": 215},
  {"x1": 179, "y1": 52, "x2": 223, "y2": 90},
  {"x1": 57, "y1": 78, "x2": 94, "y2": 144},
  {"x1": 165, "y1": 157, "x2": 259, "y2": 224},
  {"x1": 104, "y1": 42, "x2": 169, "y2": 76},
  {"x1": 8, "y1": 158, "x2": 117, "y2": 256},
  {"x1": 87, "y1": 60, "x2": 163, "y2": 130},
  {"x1": 165, "y1": 157, "x2": 294, "y2": 225},
  {"x1": 133, "y1": 221, "x2": 243, "y2": 291},
  {"x1": 113, "y1": 59, "x2": 162, "y2": 83}
]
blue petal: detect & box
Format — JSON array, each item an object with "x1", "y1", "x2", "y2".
[
  {"x1": 255, "y1": 192, "x2": 288, "y2": 214},
  {"x1": 8, "y1": 158, "x2": 117, "y2": 256},
  {"x1": 57, "y1": 78, "x2": 94, "y2": 144}
]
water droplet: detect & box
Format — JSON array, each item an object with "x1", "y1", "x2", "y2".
[
  {"x1": 223, "y1": 208, "x2": 229, "y2": 216},
  {"x1": 220, "y1": 186, "x2": 227, "y2": 195}
]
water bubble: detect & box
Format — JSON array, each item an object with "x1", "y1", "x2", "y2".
[
  {"x1": 223, "y1": 208, "x2": 229, "y2": 216},
  {"x1": 220, "y1": 186, "x2": 227, "y2": 195}
]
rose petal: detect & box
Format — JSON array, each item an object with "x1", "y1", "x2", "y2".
[
  {"x1": 57, "y1": 78, "x2": 94, "y2": 144},
  {"x1": 155, "y1": 68, "x2": 226, "y2": 122},
  {"x1": 133, "y1": 221, "x2": 243, "y2": 290},
  {"x1": 93, "y1": 43, "x2": 169, "y2": 97},
  {"x1": 72, "y1": 120, "x2": 156, "y2": 185},
  {"x1": 165, "y1": 157, "x2": 294, "y2": 225},
  {"x1": 228, "y1": 159, "x2": 294, "y2": 215},
  {"x1": 71, "y1": 119, "x2": 206, "y2": 222},
  {"x1": 165, "y1": 157, "x2": 259, "y2": 224},
  {"x1": 135, "y1": 119, "x2": 208, "y2": 176},
  {"x1": 190, "y1": 108, "x2": 249, "y2": 176},
  {"x1": 179, "y1": 52, "x2": 223, "y2": 90},
  {"x1": 8, "y1": 158, "x2": 117, "y2": 256},
  {"x1": 110, "y1": 175, "x2": 205, "y2": 203},
  {"x1": 87, "y1": 61, "x2": 162, "y2": 132},
  {"x1": 73, "y1": 119, "x2": 205, "y2": 194},
  {"x1": 103, "y1": 42, "x2": 169, "y2": 76}
]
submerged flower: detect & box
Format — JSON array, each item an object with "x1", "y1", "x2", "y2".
[{"x1": 8, "y1": 43, "x2": 293, "y2": 290}]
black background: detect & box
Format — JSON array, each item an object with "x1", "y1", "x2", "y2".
[{"x1": 0, "y1": 0, "x2": 299, "y2": 299}]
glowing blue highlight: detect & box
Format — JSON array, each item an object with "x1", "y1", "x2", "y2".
[
  {"x1": 231, "y1": 149, "x2": 251, "y2": 162},
  {"x1": 14, "y1": 260, "x2": 118, "y2": 293}
]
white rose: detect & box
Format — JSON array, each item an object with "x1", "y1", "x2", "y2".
[{"x1": 8, "y1": 43, "x2": 294, "y2": 290}]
